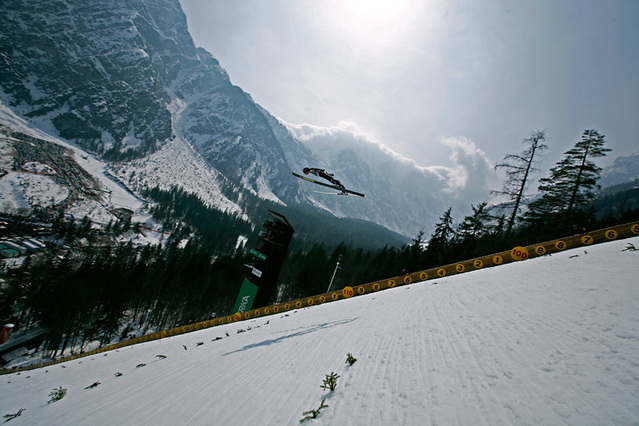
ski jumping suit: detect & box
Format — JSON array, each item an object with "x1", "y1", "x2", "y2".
[{"x1": 303, "y1": 168, "x2": 346, "y2": 190}]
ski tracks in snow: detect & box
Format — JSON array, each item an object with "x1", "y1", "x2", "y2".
[{"x1": 310, "y1": 243, "x2": 638, "y2": 425}]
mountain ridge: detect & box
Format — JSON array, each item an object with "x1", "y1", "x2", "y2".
[{"x1": 1, "y1": 0, "x2": 636, "y2": 240}]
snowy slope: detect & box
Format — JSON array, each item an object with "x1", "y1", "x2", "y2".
[
  {"x1": 1, "y1": 237, "x2": 638, "y2": 425},
  {"x1": 109, "y1": 136, "x2": 247, "y2": 220},
  {"x1": 0, "y1": 101, "x2": 144, "y2": 221},
  {"x1": 0, "y1": 98, "x2": 245, "y2": 228}
]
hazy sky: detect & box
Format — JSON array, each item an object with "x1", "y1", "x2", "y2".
[{"x1": 179, "y1": 0, "x2": 638, "y2": 169}]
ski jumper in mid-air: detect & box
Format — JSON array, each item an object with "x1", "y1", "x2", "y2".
[
  {"x1": 293, "y1": 168, "x2": 365, "y2": 197},
  {"x1": 303, "y1": 167, "x2": 346, "y2": 191}
]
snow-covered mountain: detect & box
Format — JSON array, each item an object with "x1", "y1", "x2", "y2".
[
  {"x1": 0, "y1": 0, "x2": 300, "y2": 202},
  {"x1": 1, "y1": 0, "x2": 635, "y2": 239},
  {"x1": 0, "y1": 0, "x2": 394, "y2": 236},
  {"x1": 600, "y1": 151, "x2": 639, "y2": 189}
]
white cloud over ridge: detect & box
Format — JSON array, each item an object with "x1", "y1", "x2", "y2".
[
  {"x1": 281, "y1": 118, "x2": 498, "y2": 235},
  {"x1": 439, "y1": 135, "x2": 499, "y2": 198},
  {"x1": 284, "y1": 120, "x2": 423, "y2": 167},
  {"x1": 283, "y1": 118, "x2": 495, "y2": 199}
]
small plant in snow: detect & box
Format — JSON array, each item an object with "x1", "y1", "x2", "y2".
[
  {"x1": 299, "y1": 399, "x2": 328, "y2": 423},
  {"x1": 115, "y1": 372, "x2": 123, "y2": 377},
  {"x1": 47, "y1": 386, "x2": 67, "y2": 404},
  {"x1": 196, "y1": 342, "x2": 204, "y2": 347},
  {"x1": 622, "y1": 243, "x2": 637, "y2": 252},
  {"x1": 156, "y1": 354, "x2": 167, "y2": 359},
  {"x1": 320, "y1": 372, "x2": 340, "y2": 391},
  {"x1": 346, "y1": 353, "x2": 357, "y2": 366},
  {"x1": 136, "y1": 363, "x2": 146, "y2": 368},
  {"x1": 84, "y1": 381, "x2": 100, "y2": 390},
  {"x1": 3, "y1": 408, "x2": 25, "y2": 422}
]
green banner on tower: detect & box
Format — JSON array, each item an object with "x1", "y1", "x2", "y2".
[{"x1": 232, "y1": 279, "x2": 259, "y2": 314}]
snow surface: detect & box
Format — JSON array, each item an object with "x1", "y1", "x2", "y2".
[
  {"x1": 110, "y1": 137, "x2": 248, "y2": 221},
  {"x1": 0, "y1": 101, "x2": 145, "y2": 222},
  {"x1": 0, "y1": 98, "x2": 246, "y2": 232},
  {"x1": 1, "y1": 237, "x2": 638, "y2": 425}
]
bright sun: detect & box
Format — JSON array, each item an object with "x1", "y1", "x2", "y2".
[{"x1": 330, "y1": 0, "x2": 417, "y2": 44}]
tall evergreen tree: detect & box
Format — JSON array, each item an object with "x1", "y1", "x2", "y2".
[
  {"x1": 526, "y1": 129, "x2": 610, "y2": 227},
  {"x1": 493, "y1": 130, "x2": 547, "y2": 236},
  {"x1": 426, "y1": 208, "x2": 455, "y2": 266},
  {"x1": 455, "y1": 202, "x2": 492, "y2": 244}
]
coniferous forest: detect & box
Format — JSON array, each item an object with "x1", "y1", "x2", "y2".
[{"x1": 1, "y1": 129, "x2": 638, "y2": 358}]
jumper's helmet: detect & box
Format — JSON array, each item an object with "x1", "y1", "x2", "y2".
[{"x1": 303, "y1": 167, "x2": 310, "y2": 174}]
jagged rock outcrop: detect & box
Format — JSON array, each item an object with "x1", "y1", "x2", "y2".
[{"x1": 0, "y1": 0, "x2": 305, "y2": 202}]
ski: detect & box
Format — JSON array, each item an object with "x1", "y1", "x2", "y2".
[
  {"x1": 292, "y1": 172, "x2": 365, "y2": 197},
  {"x1": 313, "y1": 190, "x2": 350, "y2": 196}
]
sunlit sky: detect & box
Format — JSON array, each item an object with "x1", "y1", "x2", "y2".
[{"x1": 179, "y1": 0, "x2": 639, "y2": 169}]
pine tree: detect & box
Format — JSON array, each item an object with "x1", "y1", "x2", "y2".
[
  {"x1": 526, "y1": 129, "x2": 610, "y2": 228},
  {"x1": 493, "y1": 130, "x2": 547, "y2": 236},
  {"x1": 455, "y1": 202, "x2": 492, "y2": 244},
  {"x1": 426, "y1": 208, "x2": 455, "y2": 266},
  {"x1": 407, "y1": 230, "x2": 425, "y2": 271}
]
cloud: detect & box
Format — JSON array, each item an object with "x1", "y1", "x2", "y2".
[
  {"x1": 283, "y1": 119, "x2": 495, "y2": 198},
  {"x1": 284, "y1": 119, "x2": 437, "y2": 170},
  {"x1": 439, "y1": 136, "x2": 497, "y2": 199},
  {"x1": 281, "y1": 118, "x2": 499, "y2": 234}
]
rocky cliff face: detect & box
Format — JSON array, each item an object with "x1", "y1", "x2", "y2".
[
  {"x1": 174, "y1": 47, "x2": 299, "y2": 200},
  {"x1": 0, "y1": 0, "x2": 180, "y2": 155},
  {"x1": 0, "y1": 0, "x2": 307, "y2": 203}
]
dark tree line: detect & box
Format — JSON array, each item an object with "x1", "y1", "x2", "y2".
[
  {"x1": 143, "y1": 185, "x2": 253, "y2": 253},
  {"x1": 143, "y1": 184, "x2": 408, "y2": 253},
  {"x1": 3, "y1": 236, "x2": 247, "y2": 358},
  {"x1": 416, "y1": 128, "x2": 638, "y2": 267}
]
